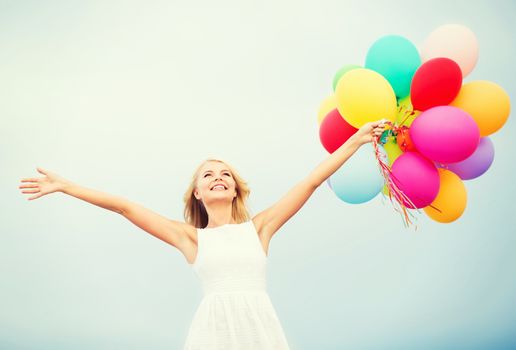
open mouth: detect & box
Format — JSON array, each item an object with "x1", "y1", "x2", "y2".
[{"x1": 211, "y1": 184, "x2": 227, "y2": 191}]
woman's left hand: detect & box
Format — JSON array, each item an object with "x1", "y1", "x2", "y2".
[{"x1": 354, "y1": 119, "x2": 388, "y2": 146}]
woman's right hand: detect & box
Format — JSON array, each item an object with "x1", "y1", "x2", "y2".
[{"x1": 19, "y1": 167, "x2": 72, "y2": 200}]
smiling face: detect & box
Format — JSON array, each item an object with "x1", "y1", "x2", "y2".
[{"x1": 194, "y1": 161, "x2": 237, "y2": 205}]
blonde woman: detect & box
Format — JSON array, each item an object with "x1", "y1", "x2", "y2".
[{"x1": 19, "y1": 120, "x2": 386, "y2": 349}]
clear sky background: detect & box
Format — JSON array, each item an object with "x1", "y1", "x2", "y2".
[{"x1": 1, "y1": 0, "x2": 515, "y2": 349}]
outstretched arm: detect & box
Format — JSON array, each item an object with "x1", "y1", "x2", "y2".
[
  {"x1": 253, "y1": 120, "x2": 386, "y2": 239},
  {"x1": 19, "y1": 168, "x2": 192, "y2": 249}
]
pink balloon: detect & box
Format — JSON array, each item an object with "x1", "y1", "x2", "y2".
[
  {"x1": 391, "y1": 152, "x2": 440, "y2": 209},
  {"x1": 410, "y1": 106, "x2": 480, "y2": 163},
  {"x1": 421, "y1": 24, "x2": 479, "y2": 78}
]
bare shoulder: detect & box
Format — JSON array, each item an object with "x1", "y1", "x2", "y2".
[
  {"x1": 181, "y1": 222, "x2": 198, "y2": 243},
  {"x1": 251, "y1": 215, "x2": 271, "y2": 257},
  {"x1": 251, "y1": 215, "x2": 266, "y2": 236},
  {"x1": 168, "y1": 222, "x2": 200, "y2": 265},
  {"x1": 120, "y1": 202, "x2": 199, "y2": 264}
]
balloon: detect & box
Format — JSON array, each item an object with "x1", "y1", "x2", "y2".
[
  {"x1": 391, "y1": 152, "x2": 440, "y2": 209},
  {"x1": 424, "y1": 169, "x2": 467, "y2": 223},
  {"x1": 382, "y1": 184, "x2": 390, "y2": 196},
  {"x1": 335, "y1": 68, "x2": 397, "y2": 128},
  {"x1": 317, "y1": 95, "x2": 337, "y2": 125},
  {"x1": 365, "y1": 35, "x2": 421, "y2": 99},
  {"x1": 396, "y1": 96, "x2": 420, "y2": 127},
  {"x1": 410, "y1": 106, "x2": 480, "y2": 163},
  {"x1": 440, "y1": 137, "x2": 495, "y2": 180},
  {"x1": 383, "y1": 137, "x2": 403, "y2": 165},
  {"x1": 396, "y1": 126, "x2": 417, "y2": 152},
  {"x1": 319, "y1": 109, "x2": 358, "y2": 153},
  {"x1": 410, "y1": 57, "x2": 462, "y2": 111},
  {"x1": 329, "y1": 144, "x2": 385, "y2": 204},
  {"x1": 450, "y1": 80, "x2": 511, "y2": 136},
  {"x1": 421, "y1": 24, "x2": 479, "y2": 77},
  {"x1": 332, "y1": 64, "x2": 361, "y2": 91}
]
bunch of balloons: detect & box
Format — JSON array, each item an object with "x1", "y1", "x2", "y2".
[{"x1": 318, "y1": 24, "x2": 511, "y2": 224}]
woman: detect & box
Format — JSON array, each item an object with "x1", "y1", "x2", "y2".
[{"x1": 19, "y1": 119, "x2": 386, "y2": 349}]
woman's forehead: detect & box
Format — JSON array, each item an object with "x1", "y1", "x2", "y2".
[{"x1": 199, "y1": 161, "x2": 229, "y2": 173}]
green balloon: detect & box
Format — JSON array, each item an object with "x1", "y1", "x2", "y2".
[
  {"x1": 332, "y1": 64, "x2": 361, "y2": 91},
  {"x1": 365, "y1": 35, "x2": 421, "y2": 99}
]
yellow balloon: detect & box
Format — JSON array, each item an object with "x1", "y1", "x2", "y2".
[
  {"x1": 450, "y1": 80, "x2": 511, "y2": 136},
  {"x1": 317, "y1": 95, "x2": 337, "y2": 125},
  {"x1": 383, "y1": 136, "x2": 402, "y2": 165},
  {"x1": 424, "y1": 169, "x2": 467, "y2": 223},
  {"x1": 382, "y1": 184, "x2": 390, "y2": 196},
  {"x1": 335, "y1": 68, "x2": 397, "y2": 128},
  {"x1": 396, "y1": 96, "x2": 421, "y2": 127}
]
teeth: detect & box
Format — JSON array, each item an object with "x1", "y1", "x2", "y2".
[{"x1": 212, "y1": 185, "x2": 225, "y2": 190}]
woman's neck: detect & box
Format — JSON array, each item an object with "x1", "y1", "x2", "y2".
[{"x1": 204, "y1": 203, "x2": 235, "y2": 228}]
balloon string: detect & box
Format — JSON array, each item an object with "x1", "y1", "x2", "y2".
[
  {"x1": 373, "y1": 122, "x2": 420, "y2": 230},
  {"x1": 374, "y1": 122, "x2": 445, "y2": 227},
  {"x1": 397, "y1": 101, "x2": 416, "y2": 127}
]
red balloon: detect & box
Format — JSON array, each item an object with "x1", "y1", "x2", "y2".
[
  {"x1": 396, "y1": 126, "x2": 417, "y2": 152},
  {"x1": 410, "y1": 57, "x2": 462, "y2": 111},
  {"x1": 319, "y1": 109, "x2": 358, "y2": 153}
]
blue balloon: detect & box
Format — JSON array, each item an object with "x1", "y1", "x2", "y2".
[
  {"x1": 365, "y1": 35, "x2": 421, "y2": 99},
  {"x1": 329, "y1": 144, "x2": 385, "y2": 204}
]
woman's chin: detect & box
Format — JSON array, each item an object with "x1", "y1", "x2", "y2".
[{"x1": 204, "y1": 194, "x2": 234, "y2": 204}]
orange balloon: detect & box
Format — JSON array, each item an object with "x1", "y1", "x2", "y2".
[
  {"x1": 424, "y1": 169, "x2": 467, "y2": 223},
  {"x1": 396, "y1": 126, "x2": 417, "y2": 152},
  {"x1": 450, "y1": 81, "x2": 511, "y2": 136}
]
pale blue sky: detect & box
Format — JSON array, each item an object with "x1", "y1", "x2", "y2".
[{"x1": 1, "y1": 0, "x2": 515, "y2": 349}]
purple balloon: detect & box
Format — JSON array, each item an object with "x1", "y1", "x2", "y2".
[
  {"x1": 391, "y1": 152, "x2": 440, "y2": 209},
  {"x1": 439, "y1": 137, "x2": 495, "y2": 180},
  {"x1": 410, "y1": 106, "x2": 480, "y2": 163}
]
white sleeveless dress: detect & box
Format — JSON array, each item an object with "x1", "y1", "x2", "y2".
[{"x1": 184, "y1": 220, "x2": 290, "y2": 350}]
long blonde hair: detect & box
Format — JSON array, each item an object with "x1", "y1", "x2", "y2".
[{"x1": 183, "y1": 158, "x2": 251, "y2": 228}]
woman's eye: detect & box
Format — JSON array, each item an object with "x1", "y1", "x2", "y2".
[
  {"x1": 204, "y1": 173, "x2": 211, "y2": 178},
  {"x1": 223, "y1": 173, "x2": 231, "y2": 176}
]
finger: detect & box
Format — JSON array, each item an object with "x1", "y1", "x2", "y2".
[
  {"x1": 19, "y1": 184, "x2": 39, "y2": 189},
  {"x1": 37, "y1": 167, "x2": 47, "y2": 175},
  {"x1": 20, "y1": 178, "x2": 40, "y2": 183},
  {"x1": 28, "y1": 194, "x2": 41, "y2": 200},
  {"x1": 378, "y1": 119, "x2": 390, "y2": 127},
  {"x1": 22, "y1": 189, "x2": 40, "y2": 194},
  {"x1": 371, "y1": 121, "x2": 387, "y2": 129}
]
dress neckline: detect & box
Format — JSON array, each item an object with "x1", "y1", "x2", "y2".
[{"x1": 201, "y1": 221, "x2": 249, "y2": 230}]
